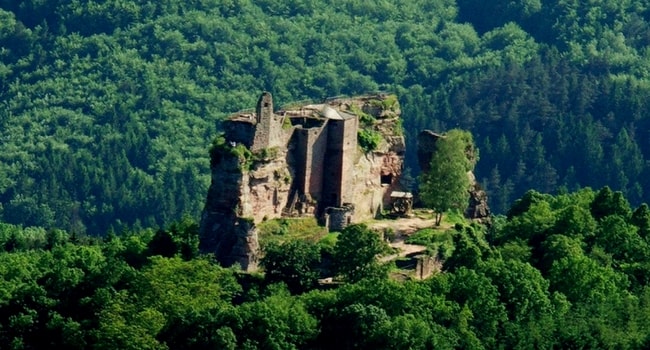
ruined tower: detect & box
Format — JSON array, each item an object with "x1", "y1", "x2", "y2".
[
  {"x1": 251, "y1": 92, "x2": 281, "y2": 151},
  {"x1": 295, "y1": 124, "x2": 328, "y2": 203},
  {"x1": 322, "y1": 106, "x2": 358, "y2": 208}
]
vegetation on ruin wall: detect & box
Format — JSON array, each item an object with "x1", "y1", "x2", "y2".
[
  {"x1": 349, "y1": 103, "x2": 375, "y2": 127},
  {"x1": 210, "y1": 135, "x2": 279, "y2": 171},
  {"x1": 357, "y1": 129, "x2": 384, "y2": 153},
  {"x1": 209, "y1": 135, "x2": 251, "y2": 169},
  {"x1": 369, "y1": 94, "x2": 400, "y2": 113},
  {"x1": 349, "y1": 96, "x2": 402, "y2": 152},
  {"x1": 1, "y1": 187, "x2": 650, "y2": 348}
]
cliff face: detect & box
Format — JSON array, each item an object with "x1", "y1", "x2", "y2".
[
  {"x1": 199, "y1": 149, "x2": 262, "y2": 270},
  {"x1": 200, "y1": 93, "x2": 405, "y2": 270},
  {"x1": 240, "y1": 151, "x2": 293, "y2": 222}
]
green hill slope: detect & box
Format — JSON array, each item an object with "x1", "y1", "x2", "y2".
[{"x1": 2, "y1": 0, "x2": 650, "y2": 232}]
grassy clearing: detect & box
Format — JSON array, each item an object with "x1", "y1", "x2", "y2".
[
  {"x1": 404, "y1": 227, "x2": 455, "y2": 260},
  {"x1": 258, "y1": 217, "x2": 328, "y2": 245},
  {"x1": 443, "y1": 210, "x2": 468, "y2": 226}
]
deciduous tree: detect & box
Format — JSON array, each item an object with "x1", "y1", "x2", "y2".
[
  {"x1": 332, "y1": 224, "x2": 388, "y2": 283},
  {"x1": 419, "y1": 130, "x2": 473, "y2": 226},
  {"x1": 261, "y1": 239, "x2": 321, "y2": 294}
]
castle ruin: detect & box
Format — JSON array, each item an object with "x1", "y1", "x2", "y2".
[{"x1": 200, "y1": 92, "x2": 406, "y2": 270}]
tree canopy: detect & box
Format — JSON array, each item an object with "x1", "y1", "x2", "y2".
[
  {"x1": 2, "y1": 0, "x2": 650, "y2": 233},
  {"x1": 0, "y1": 187, "x2": 650, "y2": 348},
  {"x1": 4, "y1": 1, "x2": 650, "y2": 344},
  {"x1": 332, "y1": 224, "x2": 389, "y2": 283}
]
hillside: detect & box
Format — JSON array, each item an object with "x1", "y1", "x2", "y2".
[{"x1": 2, "y1": 0, "x2": 650, "y2": 232}]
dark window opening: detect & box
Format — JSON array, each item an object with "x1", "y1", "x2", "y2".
[
  {"x1": 264, "y1": 102, "x2": 269, "y2": 107},
  {"x1": 381, "y1": 174, "x2": 392, "y2": 185}
]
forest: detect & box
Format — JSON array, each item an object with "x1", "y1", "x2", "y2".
[
  {"x1": 2, "y1": 0, "x2": 650, "y2": 233},
  {"x1": 2, "y1": 187, "x2": 650, "y2": 349},
  {"x1": 3, "y1": 2, "x2": 650, "y2": 347}
]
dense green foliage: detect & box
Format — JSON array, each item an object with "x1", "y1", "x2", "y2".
[
  {"x1": 4, "y1": 1, "x2": 650, "y2": 347},
  {"x1": 331, "y1": 224, "x2": 389, "y2": 283},
  {"x1": 261, "y1": 239, "x2": 321, "y2": 294},
  {"x1": 2, "y1": 188, "x2": 650, "y2": 348},
  {"x1": 2, "y1": 0, "x2": 650, "y2": 231}
]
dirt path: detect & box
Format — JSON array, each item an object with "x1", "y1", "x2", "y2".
[
  {"x1": 368, "y1": 215, "x2": 450, "y2": 261},
  {"x1": 380, "y1": 241, "x2": 428, "y2": 262},
  {"x1": 368, "y1": 216, "x2": 439, "y2": 235}
]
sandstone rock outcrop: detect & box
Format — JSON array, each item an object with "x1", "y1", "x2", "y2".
[{"x1": 465, "y1": 172, "x2": 491, "y2": 224}]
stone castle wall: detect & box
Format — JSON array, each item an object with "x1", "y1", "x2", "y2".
[
  {"x1": 340, "y1": 117, "x2": 359, "y2": 205},
  {"x1": 233, "y1": 92, "x2": 404, "y2": 222},
  {"x1": 325, "y1": 204, "x2": 354, "y2": 232},
  {"x1": 296, "y1": 124, "x2": 328, "y2": 201},
  {"x1": 415, "y1": 255, "x2": 441, "y2": 280}
]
